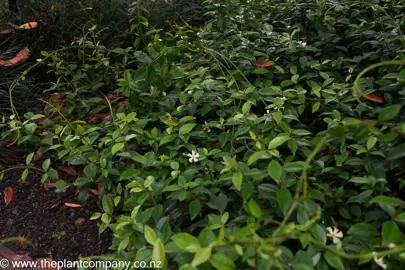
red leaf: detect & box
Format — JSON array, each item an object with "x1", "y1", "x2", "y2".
[
  {"x1": 97, "y1": 181, "x2": 103, "y2": 192},
  {"x1": 252, "y1": 61, "x2": 273, "y2": 68},
  {"x1": 0, "y1": 45, "x2": 30, "y2": 66},
  {"x1": 365, "y1": 94, "x2": 384, "y2": 103},
  {"x1": 356, "y1": 93, "x2": 384, "y2": 103},
  {"x1": 65, "y1": 202, "x2": 82, "y2": 208},
  {"x1": 57, "y1": 166, "x2": 78, "y2": 176},
  {"x1": 107, "y1": 93, "x2": 123, "y2": 99},
  {"x1": 4, "y1": 186, "x2": 13, "y2": 207},
  {"x1": 88, "y1": 113, "x2": 111, "y2": 122}
]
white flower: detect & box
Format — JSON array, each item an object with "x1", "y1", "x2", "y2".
[
  {"x1": 374, "y1": 256, "x2": 387, "y2": 269},
  {"x1": 203, "y1": 121, "x2": 211, "y2": 132},
  {"x1": 187, "y1": 150, "x2": 199, "y2": 163},
  {"x1": 326, "y1": 227, "x2": 343, "y2": 244},
  {"x1": 9, "y1": 115, "x2": 15, "y2": 120},
  {"x1": 266, "y1": 110, "x2": 270, "y2": 114},
  {"x1": 388, "y1": 243, "x2": 395, "y2": 249},
  {"x1": 188, "y1": 90, "x2": 193, "y2": 94}
]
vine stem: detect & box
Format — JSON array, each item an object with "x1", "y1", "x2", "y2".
[
  {"x1": 353, "y1": 60, "x2": 405, "y2": 105},
  {"x1": 276, "y1": 136, "x2": 328, "y2": 232},
  {"x1": 0, "y1": 166, "x2": 45, "y2": 175}
]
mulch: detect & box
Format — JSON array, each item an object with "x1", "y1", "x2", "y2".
[{"x1": 0, "y1": 166, "x2": 112, "y2": 267}]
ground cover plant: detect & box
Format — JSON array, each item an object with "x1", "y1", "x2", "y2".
[{"x1": 2, "y1": 0, "x2": 405, "y2": 269}]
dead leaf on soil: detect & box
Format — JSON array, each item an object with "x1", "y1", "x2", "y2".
[
  {"x1": 4, "y1": 186, "x2": 13, "y2": 207},
  {"x1": 75, "y1": 218, "x2": 86, "y2": 225},
  {"x1": 65, "y1": 202, "x2": 82, "y2": 208},
  {"x1": 0, "y1": 45, "x2": 30, "y2": 66}
]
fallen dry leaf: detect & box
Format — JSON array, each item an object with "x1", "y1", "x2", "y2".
[
  {"x1": 4, "y1": 186, "x2": 13, "y2": 207},
  {"x1": 0, "y1": 45, "x2": 30, "y2": 66},
  {"x1": 75, "y1": 218, "x2": 86, "y2": 225},
  {"x1": 65, "y1": 202, "x2": 82, "y2": 208},
  {"x1": 19, "y1": 22, "x2": 38, "y2": 29}
]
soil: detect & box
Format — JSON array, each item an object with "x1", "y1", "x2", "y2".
[{"x1": 0, "y1": 166, "x2": 112, "y2": 264}]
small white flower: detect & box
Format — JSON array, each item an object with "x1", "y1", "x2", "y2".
[
  {"x1": 326, "y1": 227, "x2": 343, "y2": 244},
  {"x1": 374, "y1": 256, "x2": 387, "y2": 269},
  {"x1": 388, "y1": 243, "x2": 396, "y2": 249},
  {"x1": 203, "y1": 121, "x2": 211, "y2": 132},
  {"x1": 188, "y1": 90, "x2": 193, "y2": 94},
  {"x1": 9, "y1": 115, "x2": 15, "y2": 120},
  {"x1": 187, "y1": 150, "x2": 199, "y2": 163},
  {"x1": 266, "y1": 110, "x2": 270, "y2": 114}
]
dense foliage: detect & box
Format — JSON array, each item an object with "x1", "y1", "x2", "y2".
[{"x1": 2, "y1": 0, "x2": 405, "y2": 269}]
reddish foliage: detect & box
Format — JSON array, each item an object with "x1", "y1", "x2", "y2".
[
  {"x1": 107, "y1": 93, "x2": 123, "y2": 99},
  {"x1": 4, "y1": 186, "x2": 13, "y2": 207},
  {"x1": 57, "y1": 166, "x2": 78, "y2": 176},
  {"x1": 88, "y1": 113, "x2": 111, "y2": 122},
  {"x1": 252, "y1": 61, "x2": 273, "y2": 68}
]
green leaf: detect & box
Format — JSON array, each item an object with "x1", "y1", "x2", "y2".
[
  {"x1": 26, "y1": 152, "x2": 34, "y2": 166},
  {"x1": 290, "y1": 66, "x2": 297, "y2": 75},
  {"x1": 179, "y1": 123, "x2": 196, "y2": 135},
  {"x1": 395, "y1": 213, "x2": 405, "y2": 223},
  {"x1": 171, "y1": 233, "x2": 200, "y2": 253},
  {"x1": 21, "y1": 168, "x2": 29, "y2": 182},
  {"x1": 160, "y1": 134, "x2": 177, "y2": 146},
  {"x1": 312, "y1": 102, "x2": 320, "y2": 113},
  {"x1": 152, "y1": 239, "x2": 165, "y2": 263},
  {"x1": 347, "y1": 223, "x2": 379, "y2": 238},
  {"x1": 232, "y1": 171, "x2": 243, "y2": 191},
  {"x1": 247, "y1": 151, "x2": 266, "y2": 165},
  {"x1": 102, "y1": 195, "x2": 114, "y2": 215},
  {"x1": 283, "y1": 161, "x2": 306, "y2": 172},
  {"x1": 324, "y1": 251, "x2": 345, "y2": 270},
  {"x1": 112, "y1": 142, "x2": 125, "y2": 155},
  {"x1": 248, "y1": 198, "x2": 262, "y2": 219},
  {"x1": 144, "y1": 176, "x2": 155, "y2": 188},
  {"x1": 189, "y1": 200, "x2": 202, "y2": 220},
  {"x1": 370, "y1": 196, "x2": 402, "y2": 207},
  {"x1": 268, "y1": 160, "x2": 282, "y2": 183},
  {"x1": 268, "y1": 134, "x2": 290, "y2": 149},
  {"x1": 382, "y1": 221, "x2": 401, "y2": 245},
  {"x1": 84, "y1": 164, "x2": 97, "y2": 179},
  {"x1": 144, "y1": 225, "x2": 157, "y2": 245},
  {"x1": 277, "y1": 188, "x2": 292, "y2": 216},
  {"x1": 210, "y1": 253, "x2": 236, "y2": 270},
  {"x1": 42, "y1": 159, "x2": 51, "y2": 171},
  {"x1": 367, "y1": 137, "x2": 377, "y2": 150},
  {"x1": 311, "y1": 224, "x2": 326, "y2": 244},
  {"x1": 192, "y1": 247, "x2": 212, "y2": 267},
  {"x1": 378, "y1": 105, "x2": 402, "y2": 121},
  {"x1": 386, "y1": 144, "x2": 405, "y2": 160}
]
